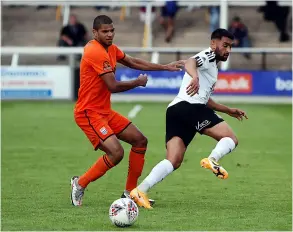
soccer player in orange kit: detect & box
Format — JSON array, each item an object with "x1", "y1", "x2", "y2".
[{"x1": 70, "y1": 15, "x2": 184, "y2": 206}]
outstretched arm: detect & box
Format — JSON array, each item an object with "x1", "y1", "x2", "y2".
[
  {"x1": 100, "y1": 72, "x2": 148, "y2": 93},
  {"x1": 207, "y1": 98, "x2": 248, "y2": 121},
  {"x1": 118, "y1": 54, "x2": 185, "y2": 71}
]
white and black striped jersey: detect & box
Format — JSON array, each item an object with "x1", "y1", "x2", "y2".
[{"x1": 168, "y1": 47, "x2": 218, "y2": 107}]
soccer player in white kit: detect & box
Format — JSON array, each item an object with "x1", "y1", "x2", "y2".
[{"x1": 130, "y1": 28, "x2": 248, "y2": 209}]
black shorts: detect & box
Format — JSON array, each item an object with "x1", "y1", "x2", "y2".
[{"x1": 165, "y1": 101, "x2": 224, "y2": 147}]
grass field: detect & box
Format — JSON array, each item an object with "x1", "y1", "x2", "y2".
[{"x1": 1, "y1": 101, "x2": 292, "y2": 231}]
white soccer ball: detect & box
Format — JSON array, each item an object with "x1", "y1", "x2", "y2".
[{"x1": 109, "y1": 198, "x2": 139, "y2": 227}]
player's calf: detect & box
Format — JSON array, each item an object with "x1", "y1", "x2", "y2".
[
  {"x1": 124, "y1": 145, "x2": 147, "y2": 194},
  {"x1": 203, "y1": 122, "x2": 238, "y2": 161},
  {"x1": 209, "y1": 136, "x2": 237, "y2": 162},
  {"x1": 200, "y1": 122, "x2": 239, "y2": 179},
  {"x1": 116, "y1": 124, "x2": 149, "y2": 194},
  {"x1": 166, "y1": 137, "x2": 186, "y2": 170}
]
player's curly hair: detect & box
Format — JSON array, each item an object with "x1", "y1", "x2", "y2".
[
  {"x1": 211, "y1": 28, "x2": 234, "y2": 40},
  {"x1": 93, "y1": 15, "x2": 113, "y2": 30}
]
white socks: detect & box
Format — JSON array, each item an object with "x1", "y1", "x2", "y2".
[
  {"x1": 138, "y1": 159, "x2": 174, "y2": 193},
  {"x1": 208, "y1": 137, "x2": 236, "y2": 162},
  {"x1": 136, "y1": 138, "x2": 235, "y2": 193}
]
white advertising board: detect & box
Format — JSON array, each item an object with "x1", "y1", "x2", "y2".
[{"x1": 1, "y1": 66, "x2": 72, "y2": 100}]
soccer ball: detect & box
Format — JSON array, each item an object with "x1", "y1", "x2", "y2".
[{"x1": 109, "y1": 198, "x2": 139, "y2": 227}]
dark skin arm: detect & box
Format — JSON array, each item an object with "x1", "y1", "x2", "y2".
[
  {"x1": 207, "y1": 98, "x2": 248, "y2": 121},
  {"x1": 118, "y1": 54, "x2": 185, "y2": 71},
  {"x1": 100, "y1": 72, "x2": 147, "y2": 93}
]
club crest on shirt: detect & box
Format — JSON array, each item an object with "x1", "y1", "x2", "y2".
[
  {"x1": 103, "y1": 61, "x2": 112, "y2": 71},
  {"x1": 100, "y1": 127, "x2": 108, "y2": 135}
]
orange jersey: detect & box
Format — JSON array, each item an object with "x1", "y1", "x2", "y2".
[{"x1": 74, "y1": 40, "x2": 125, "y2": 114}]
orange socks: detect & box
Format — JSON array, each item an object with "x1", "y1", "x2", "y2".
[
  {"x1": 125, "y1": 147, "x2": 146, "y2": 192},
  {"x1": 77, "y1": 148, "x2": 146, "y2": 191},
  {"x1": 78, "y1": 154, "x2": 114, "y2": 188}
]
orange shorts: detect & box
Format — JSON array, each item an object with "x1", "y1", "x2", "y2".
[{"x1": 74, "y1": 109, "x2": 131, "y2": 150}]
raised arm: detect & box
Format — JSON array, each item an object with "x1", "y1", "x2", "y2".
[{"x1": 118, "y1": 54, "x2": 185, "y2": 71}]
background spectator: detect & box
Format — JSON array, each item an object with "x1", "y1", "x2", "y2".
[
  {"x1": 228, "y1": 16, "x2": 252, "y2": 59},
  {"x1": 208, "y1": 6, "x2": 220, "y2": 33},
  {"x1": 159, "y1": 1, "x2": 179, "y2": 43},
  {"x1": 259, "y1": 1, "x2": 290, "y2": 42},
  {"x1": 57, "y1": 14, "x2": 88, "y2": 60}
]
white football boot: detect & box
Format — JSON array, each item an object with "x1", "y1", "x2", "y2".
[{"x1": 70, "y1": 176, "x2": 85, "y2": 206}]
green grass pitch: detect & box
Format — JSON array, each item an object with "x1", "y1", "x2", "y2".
[{"x1": 1, "y1": 101, "x2": 292, "y2": 231}]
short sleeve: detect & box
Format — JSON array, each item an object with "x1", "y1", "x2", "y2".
[
  {"x1": 115, "y1": 45, "x2": 126, "y2": 61},
  {"x1": 83, "y1": 46, "x2": 113, "y2": 76},
  {"x1": 193, "y1": 54, "x2": 209, "y2": 71}
]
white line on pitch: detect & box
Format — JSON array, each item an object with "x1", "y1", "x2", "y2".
[{"x1": 128, "y1": 104, "x2": 143, "y2": 119}]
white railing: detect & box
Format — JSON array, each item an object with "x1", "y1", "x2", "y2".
[
  {"x1": 3, "y1": 0, "x2": 292, "y2": 47},
  {"x1": 3, "y1": 0, "x2": 292, "y2": 69},
  {"x1": 1, "y1": 47, "x2": 292, "y2": 71},
  {"x1": 2, "y1": 0, "x2": 292, "y2": 6},
  {"x1": 3, "y1": 46, "x2": 292, "y2": 55}
]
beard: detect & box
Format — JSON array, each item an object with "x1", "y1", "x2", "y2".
[{"x1": 215, "y1": 47, "x2": 228, "y2": 61}]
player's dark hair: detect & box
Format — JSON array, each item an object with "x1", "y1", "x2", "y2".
[
  {"x1": 93, "y1": 15, "x2": 113, "y2": 30},
  {"x1": 211, "y1": 28, "x2": 234, "y2": 40}
]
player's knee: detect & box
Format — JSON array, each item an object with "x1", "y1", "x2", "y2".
[
  {"x1": 140, "y1": 135, "x2": 148, "y2": 147},
  {"x1": 173, "y1": 161, "x2": 182, "y2": 170},
  {"x1": 133, "y1": 134, "x2": 148, "y2": 148},
  {"x1": 169, "y1": 157, "x2": 183, "y2": 170},
  {"x1": 109, "y1": 146, "x2": 124, "y2": 163},
  {"x1": 230, "y1": 135, "x2": 238, "y2": 147},
  {"x1": 172, "y1": 159, "x2": 183, "y2": 170}
]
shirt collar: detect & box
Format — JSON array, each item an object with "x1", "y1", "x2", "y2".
[{"x1": 209, "y1": 47, "x2": 215, "y2": 55}]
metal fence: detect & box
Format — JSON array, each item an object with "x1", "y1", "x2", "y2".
[{"x1": 1, "y1": 46, "x2": 292, "y2": 72}]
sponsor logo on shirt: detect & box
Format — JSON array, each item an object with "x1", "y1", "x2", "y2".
[{"x1": 103, "y1": 61, "x2": 112, "y2": 72}]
